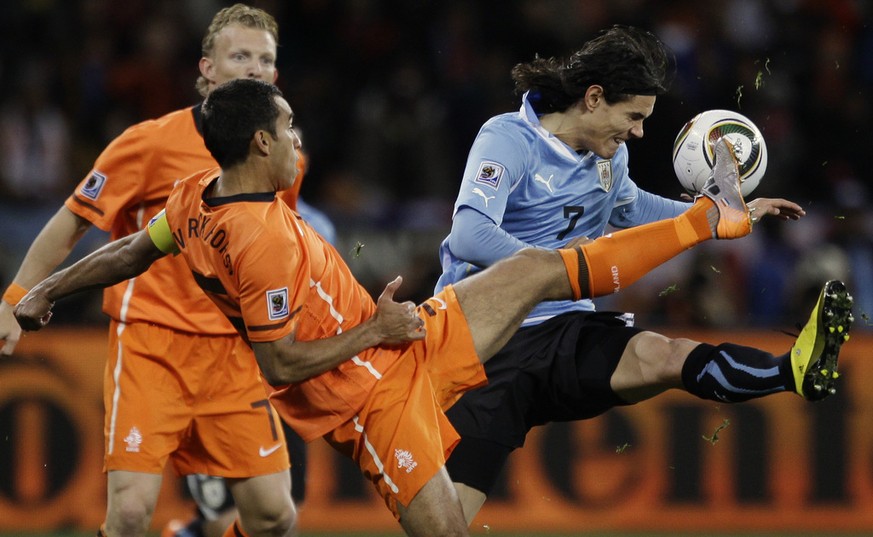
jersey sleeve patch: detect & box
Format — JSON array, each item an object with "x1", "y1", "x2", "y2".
[
  {"x1": 473, "y1": 161, "x2": 505, "y2": 190},
  {"x1": 80, "y1": 171, "x2": 107, "y2": 201},
  {"x1": 146, "y1": 209, "x2": 179, "y2": 254},
  {"x1": 266, "y1": 287, "x2": 290, "y2": 321}
]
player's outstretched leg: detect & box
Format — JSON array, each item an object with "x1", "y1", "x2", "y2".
[
  {"x1": 697, "y1": 136, "x2": 751, "y2": 239},
  {"x1": 556, "y1": 137, "x2": 751, "y2": 300},
  {"x1": 791, "y1": 280, "x2": 854, "y2": 400}
]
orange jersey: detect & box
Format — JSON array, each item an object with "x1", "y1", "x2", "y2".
[
  {"x1": 159, "y1": 169, "x2": 401, "y2": 440},
  {"x1": 65, "y1": 105, "x2": 235, "y2": 334}
]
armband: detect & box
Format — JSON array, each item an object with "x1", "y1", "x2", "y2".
[
  {"x1": 146, "y1": 209, "x2": 179, "y2": 254},
  {"x1": 2, "y1": 283, "x2": 29, "y2": 306}
]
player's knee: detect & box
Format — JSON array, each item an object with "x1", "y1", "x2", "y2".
[
  {"x1": 512, "y1": 247, "x2": 565, "y2": 283},
  {"x1": 630, "y1": 331, "x2": 695, "y2": 384},
  {"x1": 106, "y1": 499, "x2": 153, "y2": 536},
  {"x1": 399, "y1": 471, "x2": 469, "y2": 536},
  {"x1": 242, "y1": 502, "x2": 297, "y2": 537}
]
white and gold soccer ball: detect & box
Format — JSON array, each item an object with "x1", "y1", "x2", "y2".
[{"x1": 672, "y1": 109, "x2": 768, "y2": 196}]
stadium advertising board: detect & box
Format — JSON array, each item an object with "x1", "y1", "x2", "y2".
[{"x1": 2, "y1": 329, "x2": 871, "y2": 533}]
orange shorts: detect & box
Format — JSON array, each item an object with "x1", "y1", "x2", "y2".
[
  {"x1": 323, "y1": 287, "x2": 486, "y2": 518},
  {"x1": 104, "y1": 321, "x2": 289, "y2": 477}
]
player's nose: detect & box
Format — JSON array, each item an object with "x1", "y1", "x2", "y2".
[{"x1": 247, "y1": 62, "x2": 265, "y2": 79}]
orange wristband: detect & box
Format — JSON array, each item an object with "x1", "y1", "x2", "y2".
[{"x1": 2, "y1": 283, "x2": 28, "y2": 306}]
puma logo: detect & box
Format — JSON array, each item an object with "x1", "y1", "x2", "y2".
[
  {"x1": 472, "y1": 187, "x2": 496, "y2": 207},
  {"x1": 534, "y1": 173, "x2": 554, "y2": 193}
]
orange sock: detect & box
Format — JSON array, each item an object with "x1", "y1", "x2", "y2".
[
  {"x1": 222, "y1": 520, "x2": 248, "y2": 537},
  {"x1": 559, "y1": 197, "x2": 716, "y2": 299}
]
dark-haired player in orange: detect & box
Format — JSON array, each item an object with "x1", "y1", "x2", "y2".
[
  {"x1": 18, "y1": 78, "x2": 763, "y2": 536},
  {"x1": 167, "y1": 129, "x2": 332, "y2": 537},
  {"x1": 0, "y1": 6, "x2": 299, "y2": 537}
]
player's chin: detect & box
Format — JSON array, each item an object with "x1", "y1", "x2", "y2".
[
  {"x1": 281, "y1": 171, "x2": 298, "y2": 191},
  {"x1": 594, "y1": 138, "x2": 621, "y2": 157},
  {"x1": 596, "y1": 145, "x2": 619, "y2": 159}
]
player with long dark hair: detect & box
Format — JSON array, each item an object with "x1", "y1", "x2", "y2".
[{"x1": 437, "y1": 25, "x2": 853, "y2": 521}]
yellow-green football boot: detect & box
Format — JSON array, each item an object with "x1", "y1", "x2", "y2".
[{"x1": 791, "y1": 280, "x2": 854, "y2": 400}]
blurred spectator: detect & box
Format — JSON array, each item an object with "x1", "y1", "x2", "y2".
[
  {"x1": 828, "y1": 178, "x2": 873, "y2": 330},
  {"x1": 0, "y1": 61, "x2": 71, "y2": 203}
]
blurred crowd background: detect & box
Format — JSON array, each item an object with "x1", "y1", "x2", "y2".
[{"x1": 0, "y1": 0, "x2": 871, "y2": 332}]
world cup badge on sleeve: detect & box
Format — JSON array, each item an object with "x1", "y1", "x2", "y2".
[
  {"x1": 474, "y1": 161, "x2": 504, "y2": 189},
  {"x1": 266, "y1": 287, "x2": 290, "y2": 320},
  {"x1": 81, "y1": 171, "x2": 107, "y2": 200}
]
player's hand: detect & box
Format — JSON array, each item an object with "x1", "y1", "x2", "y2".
[
  {"x1": 372, "y1": 276, "x2": 426, "y2": 345},
  {"x1": 0, "y1": 301, "x2": 22, "y2": 355},
  {"x1": 12, "y1": 289, "x2": 54, "y2": 333},
  {"x1": 747, "y1": 198, "x2": 806, "y2": 223}
]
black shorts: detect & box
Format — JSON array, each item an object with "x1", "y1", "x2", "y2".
[{"x1": 445, "y1": 311, "x2": 641, "y2": 493}]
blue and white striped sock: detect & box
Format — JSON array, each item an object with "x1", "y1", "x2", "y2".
[{"x1": 681, "y1": 343, "x2": 791, "y2": 402}]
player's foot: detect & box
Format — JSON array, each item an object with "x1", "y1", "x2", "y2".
[
  {"x1": 696, "y1": 136, "x2": 752, "y2": 239},
  {"x1": 791, "y1": 280, "x2": 854, "y2": 401}
]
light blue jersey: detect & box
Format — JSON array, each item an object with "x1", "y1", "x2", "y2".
[
  {"x1": 298, "y1": 197, "x2": 337, "y2": 245},
  {"x1": 436, "y1": 92, "x2": 689, "y2": 326}
]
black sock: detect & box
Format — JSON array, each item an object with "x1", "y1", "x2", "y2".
[
  {"x1": 185, "y1": 518, "x2": 205, "y2": 537},
  {"x1": 681, "y1": 342, "x2": 792, "y2": 402}
]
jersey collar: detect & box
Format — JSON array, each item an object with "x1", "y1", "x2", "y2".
[
  {"x1": 518, "y1": 91, "x2": 582, "y2": 161},
  {"x1": 200, "y1": 175, "x2": 276, "y2": 207},
  {"x1": 205, "y1": 192, "x2": 275, "y2": 207},
  {"x1": 192, "y1": 103, "x2": 204, "y2": 137}
]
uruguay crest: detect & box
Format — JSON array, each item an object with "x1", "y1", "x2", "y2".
[{"x1": 596, "y1": 160, "x2": 613, "y2": 192}]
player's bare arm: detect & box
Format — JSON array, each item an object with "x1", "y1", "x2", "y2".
[
  {"x1": 253, "y1": 276, "x2": 425, "y2": 385},
  {"x1": 14, "y1": 230, "x2": 166, "y2": 331},
  {"x1": 1, "y1": 207, "x2": 92, "y2": 354}
]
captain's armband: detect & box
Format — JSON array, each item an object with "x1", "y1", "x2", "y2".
[{"x1": 147, "y1": 209, "x2": 179, "y2": 254}]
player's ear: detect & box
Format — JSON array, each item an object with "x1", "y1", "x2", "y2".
[
  {"x1": 199, "y1": 57, "x2": 213, "y2": 80},
  {"x1": 583, "y1": 85, "x2": 604, "y2": 111},
  {"x1": 254, "y1": 129, "x2": 271, "y2": 155},
  {"x1": 271, "y1": 69, "x2": 279, "y2": 84}
]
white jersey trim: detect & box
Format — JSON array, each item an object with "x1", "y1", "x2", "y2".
[
  {"x1": 310, "y1": 278, "x2": 382, "y2": 380},
  {"x1": 518, "y1": 92, "x2": 580, "y2": 162}
]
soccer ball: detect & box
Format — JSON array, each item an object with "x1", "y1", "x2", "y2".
[{"x1": 672, "y1": 109, "x2": 767, "y2": 197}]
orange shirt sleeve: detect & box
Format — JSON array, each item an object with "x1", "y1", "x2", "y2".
[
  {"x1": 65, "y1": 123, "x2": 148, "y2": 231},
  {"x1": 235, "y1": 227, "x2": 301, "y2": 342}
]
